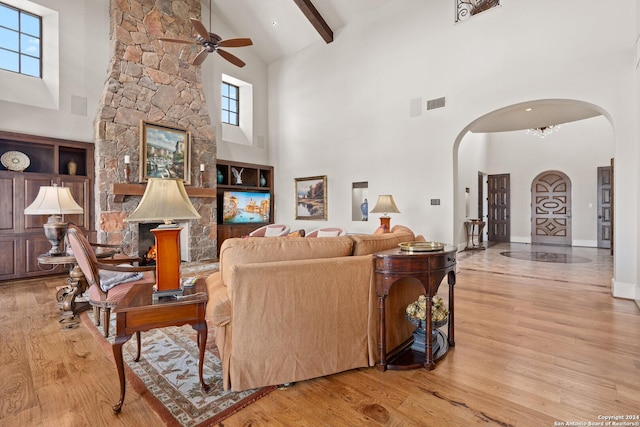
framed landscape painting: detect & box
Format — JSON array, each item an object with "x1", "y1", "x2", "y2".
[
  {"x1": 140, "y1": 121, "x2": 191, "y2": 184},
  {"x1": 295, "y1": 175, "x2": 327, "y2": 220}
]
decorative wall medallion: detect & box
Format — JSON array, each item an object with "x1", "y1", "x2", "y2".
[
  {"x1": 456, "y1": 0, "x2": 500, "y2": 22},
  {"x1": 1, "y1": 150, "x2": 30, "y2": 172}
]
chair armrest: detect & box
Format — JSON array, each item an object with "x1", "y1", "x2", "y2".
[
  {"x1": 94, "y1": 261, "x2": 156, "y2": 273},
  {"x1": 99, "y1": 256, "x2": 144, "y2": 265}
]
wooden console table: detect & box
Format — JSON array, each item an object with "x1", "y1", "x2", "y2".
[
  {"x1": 463, "y1": 219, "x2": 485, "y2": 250},
  {"x1": 374, "y1": 246, "x2": 456, "y2": 371},
  {"x1": 111, "y1": 278, "x2": 209, "y2": 413}
]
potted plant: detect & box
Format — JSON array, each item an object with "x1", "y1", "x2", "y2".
[{"x1": 405, "y1": 295, "x2": 449, "y2": 354}]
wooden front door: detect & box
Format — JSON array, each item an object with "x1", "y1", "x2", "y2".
[
  {"x1": 597, "y1": 166, "x2": 612, "y2": 249},
  {"x1": 531, "y1": 171, "x2": 571, "y2": 245},
  {"x1": 487, "y1": 174, "x2": 510, "y2": 242}
]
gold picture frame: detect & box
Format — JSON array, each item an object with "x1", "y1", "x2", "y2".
[
  {"x1": 295, "y1": 175, "x2": 327, "y2": 220},
  {"x1": 140, "y1": 120, "x2": 191, "y2": 184}
]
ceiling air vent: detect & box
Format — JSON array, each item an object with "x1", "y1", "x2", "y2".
[{"x1": 427, "y1": 97, "x2": 446, "y2": 110}]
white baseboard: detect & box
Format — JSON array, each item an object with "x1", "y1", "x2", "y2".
[{"x1": 611, "y1": 279, "x2": 639, "y2": 300}]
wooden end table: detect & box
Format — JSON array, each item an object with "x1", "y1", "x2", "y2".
[
  {"x1": 374, "y1": 246, "x2": 457, "y2": 371},
  {"x1": 111, "y1": 278, "x2": 210, "y2": 414},
  {"x1": 38, "y1": 248, "x2": 118, "y2": 318}
]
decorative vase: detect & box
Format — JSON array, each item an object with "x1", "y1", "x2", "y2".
[
  {"x1": 67, "y1": 159, "x2": 77, "y2": 175},
  {"x1": 260, "y1": 173, "x2": 267, "y2": 187},
  {"x1": 216, "y1": 169, "x2": 224, "y2": 184},
  {"x1": 407, "y1": 315, "x2": 447, "y2": 355}
]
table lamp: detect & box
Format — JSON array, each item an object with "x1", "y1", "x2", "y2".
[
  {"x1": 24, "y1": 185, "x2": 84, "y2": 256},
  {"x1": 370, "y1": 194, "x2": 401, "y2": 231},
  {"x1": 124, "y1": 178, "x2": 201, "y2": 299}
]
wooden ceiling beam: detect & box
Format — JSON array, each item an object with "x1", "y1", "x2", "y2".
[{"x1": 292, "y1": 0, "x2": 333, "y2": 44}]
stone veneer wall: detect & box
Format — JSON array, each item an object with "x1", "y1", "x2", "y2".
[{"x1": 94, "y1": 0, "x2": 216, "y2": 261}]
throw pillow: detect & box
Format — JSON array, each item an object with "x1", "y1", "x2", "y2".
[
  {"x1": 264, "y1": 225, "x2": 285, "y2": 237},
  {"x1": 99, "y1": 265, "x2": 144, "y2": 292},
  {"x1": 317, "y1": 230, "x2": 341, "y2": 237},
  {"x1": 285, "y1": 229, "x2": 305, "y2": 237}
]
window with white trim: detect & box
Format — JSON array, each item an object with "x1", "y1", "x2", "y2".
[{"x1": 0, "y1": 2, "x2": 41, "y2": 78}]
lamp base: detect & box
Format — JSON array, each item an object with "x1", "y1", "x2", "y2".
[
  {"x1": 378, "y1": 216, "x2": 391, "y2": 231},
  {"x1": 43, "y1": 219, "x2": 68, "y2": 256}
]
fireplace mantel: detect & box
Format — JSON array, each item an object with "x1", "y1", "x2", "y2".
[{"x1": 112, "y1": 183, "x2": 216, "y2": 203}]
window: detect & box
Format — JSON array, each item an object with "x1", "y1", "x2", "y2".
[
  {"x1": 0, "y1": 2, "x2": 41, "y2": 77},
  {"x1": 221, "y1": 81, "x2": 239, "y2": 126}
]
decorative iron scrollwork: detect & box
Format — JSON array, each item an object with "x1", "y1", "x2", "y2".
[{"x1": 456, "y1": 0, "x2": 500, "y2": 22}]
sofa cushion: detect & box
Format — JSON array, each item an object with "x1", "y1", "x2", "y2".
[
  {"x1": 350, "y1": 225, "x2": 416, "y2": 256},
  {"x1": 219, "y1": 236, "x2": 354, "y2": 286},
  {"x1": 317, "y1": 229, "x2": 341, "y2": 237}
]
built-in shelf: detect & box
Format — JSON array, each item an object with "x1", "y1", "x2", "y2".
[{"x1": 112, "y1": 183, "x2": 217, "y2": 203}]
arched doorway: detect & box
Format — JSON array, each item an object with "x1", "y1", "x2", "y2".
[{"x1": 531, "y1": 170, "x2": 571, "y2": 246}]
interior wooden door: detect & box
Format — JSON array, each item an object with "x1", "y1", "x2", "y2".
[
  {"x1": 597, "y1": 166, "x2": 612, "y2": 249},
  {"x1": 531, "y1": 171, "x2": 571, "y2": 245},
  {"x1": 487, "y1": 174, "x2": 510, "y2": 242}
]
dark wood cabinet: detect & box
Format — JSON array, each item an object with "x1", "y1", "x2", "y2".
[
  {"x1": 216, "y1": 160, "x2": 274, "y2": 254},
  {"x1": 0, "y1": 131, "x2": 94, "y2": 281}
]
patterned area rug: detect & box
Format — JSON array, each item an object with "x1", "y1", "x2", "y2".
[
  {"x1": 500, "y1": 251, "x2": 591, "y2": 263},
  {"x1": 81, "y1": 305, "x2": 275, "y2": 426}
]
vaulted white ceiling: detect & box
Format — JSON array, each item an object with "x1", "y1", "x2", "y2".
[
  {"x1": 208, "y1": 0, "x2": 603, "y2": 132},
  {"x1": 210, "y1": 0, "x2": 394, "y2": 64}
]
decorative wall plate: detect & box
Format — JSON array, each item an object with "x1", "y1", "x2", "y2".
[
  {"x1": 399, "y1": 241, "x2": 445, "y2": 252},
  {"x1": 1, "y1": 151, "x2": 30, "y2": 172}
]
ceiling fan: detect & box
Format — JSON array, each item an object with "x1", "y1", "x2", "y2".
[{"x1": 159, "y1": 18, "x2": 252, "y2": 68}]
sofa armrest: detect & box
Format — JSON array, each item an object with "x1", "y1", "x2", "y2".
[{"x1": 205, "y1": 272, "x2": 231, "y2": 326}]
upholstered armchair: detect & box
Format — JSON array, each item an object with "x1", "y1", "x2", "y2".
[
  {"x1": 67, "y1": 227, "x2": 156, "y2": 337},
  {"x1": 248, "y1": 224, "x2": 290, "y2": 237}
]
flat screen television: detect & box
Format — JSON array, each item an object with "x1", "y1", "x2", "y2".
[{"x1": 222, "y1": 191, "x2": 271, "y2": 224}]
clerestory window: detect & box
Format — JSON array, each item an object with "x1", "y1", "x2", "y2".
[
  {"x1": 221, "y1": 81, "x2": 239, "y2": 126},
  {"x1": 0, "y1": 2, "x2": 41, "y2": 78}
]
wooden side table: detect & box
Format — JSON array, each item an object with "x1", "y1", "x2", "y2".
[
  {"x1": 111, "y1": 278, "x2": 209, "y2": 414},
  {"x1": 463, "y1": 219, "x2": 486, "y2": 250},
  {"x1": 38, "y1": 248, "x2": 118, "y2": 318},
  {"x1": 374, "y1": 246, "x2": 456, "y2": 371}
]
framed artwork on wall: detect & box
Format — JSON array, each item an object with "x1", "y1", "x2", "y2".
[
  {"x1": 295, "y1": 175, "x2": 327, "y2": 220},
  {"x1": 140, "y1": 120, "x2": 191, "y2": 184},
  {"x1": 456, "y1": 0, "x2": 500, "y2": 23}
]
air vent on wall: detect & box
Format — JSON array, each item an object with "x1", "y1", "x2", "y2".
[{"x1": 427, "y1": 97, "x2": 446, "y2": 110}]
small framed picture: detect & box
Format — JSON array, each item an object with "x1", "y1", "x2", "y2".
[
  {"x1": 140, "y1": 121, "x2": 191, "y2": 184},
  {"x1": 295, "y1": 175, "x2": 327, "y2": 220}
]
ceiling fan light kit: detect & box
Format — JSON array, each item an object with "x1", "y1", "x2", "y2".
[{"x1": 158, "y1": 17, "x2": 252, "y2": 68}]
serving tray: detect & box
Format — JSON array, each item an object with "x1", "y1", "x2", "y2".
[{"x1": 399, "y1": 241, "x2": 445, "y2": 252}]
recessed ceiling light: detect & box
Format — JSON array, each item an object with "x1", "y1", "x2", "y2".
[{"x1": 525, "y1": 107, "x2": 533, "y2": 112}]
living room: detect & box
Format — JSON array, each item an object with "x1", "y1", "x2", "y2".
[{"x1": 1, "y1": 0, "x2": 640, "y2": 425}]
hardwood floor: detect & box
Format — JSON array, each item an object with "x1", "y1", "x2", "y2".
[{"x1": 1, "y1": 243, "x2": 638, "y2": 426}]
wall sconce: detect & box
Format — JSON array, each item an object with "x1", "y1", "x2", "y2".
[
  {"x1": 124, "y1": 178, "x2": 201, "y2": 299},
  {"x1": 24, "y1": 185, "x2": 84, "y2": 256}
]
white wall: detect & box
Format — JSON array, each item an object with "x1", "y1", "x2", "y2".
[
  {"x1": 458, "y1": 116, "x2": 613, "y2": 246},
  {"x1": 268, "y1": 0, "x2": 638, "y2": 298},
  {"x1": 202, "y1": 3, "x2": 270, "y2": 167},
  {"x1": 0, "y1": 0, "x2": 108, "y2": 141}
]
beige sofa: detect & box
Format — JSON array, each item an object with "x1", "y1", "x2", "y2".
[{"x1": 205, "y1": 225, "x2": 425, "y2": 391}]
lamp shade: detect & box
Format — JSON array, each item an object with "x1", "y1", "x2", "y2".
[
  {"x1": 24, "y1": 185, "x2": 84, "y2": 215},
  {"x1": 370, "y1": 195, "x2": 401, "y2": 215},
  {"x1": 124, "y1": 178, "x2": 201, "y2": 223}
]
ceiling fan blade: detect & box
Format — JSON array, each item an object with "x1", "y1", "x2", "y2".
[
  {"x1": 217, "y1": 49, "x2": 246, "y2": 68},
  {"x1": 192, "y1": 48, "x2": 209, "y2": 66},
  {"x1": 218, "y1": 38, "x2": 253, "y2": 48},
  {"x1": 189, "y1": 18, "x2": 211, "y2": 42},
  {"x1": 158, "y1": 37, "x2": 198, "y2": 45}
]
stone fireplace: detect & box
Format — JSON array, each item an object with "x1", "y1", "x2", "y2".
[{"x1": 94, "y1": 0, "x2": 217, "y2": 261}]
